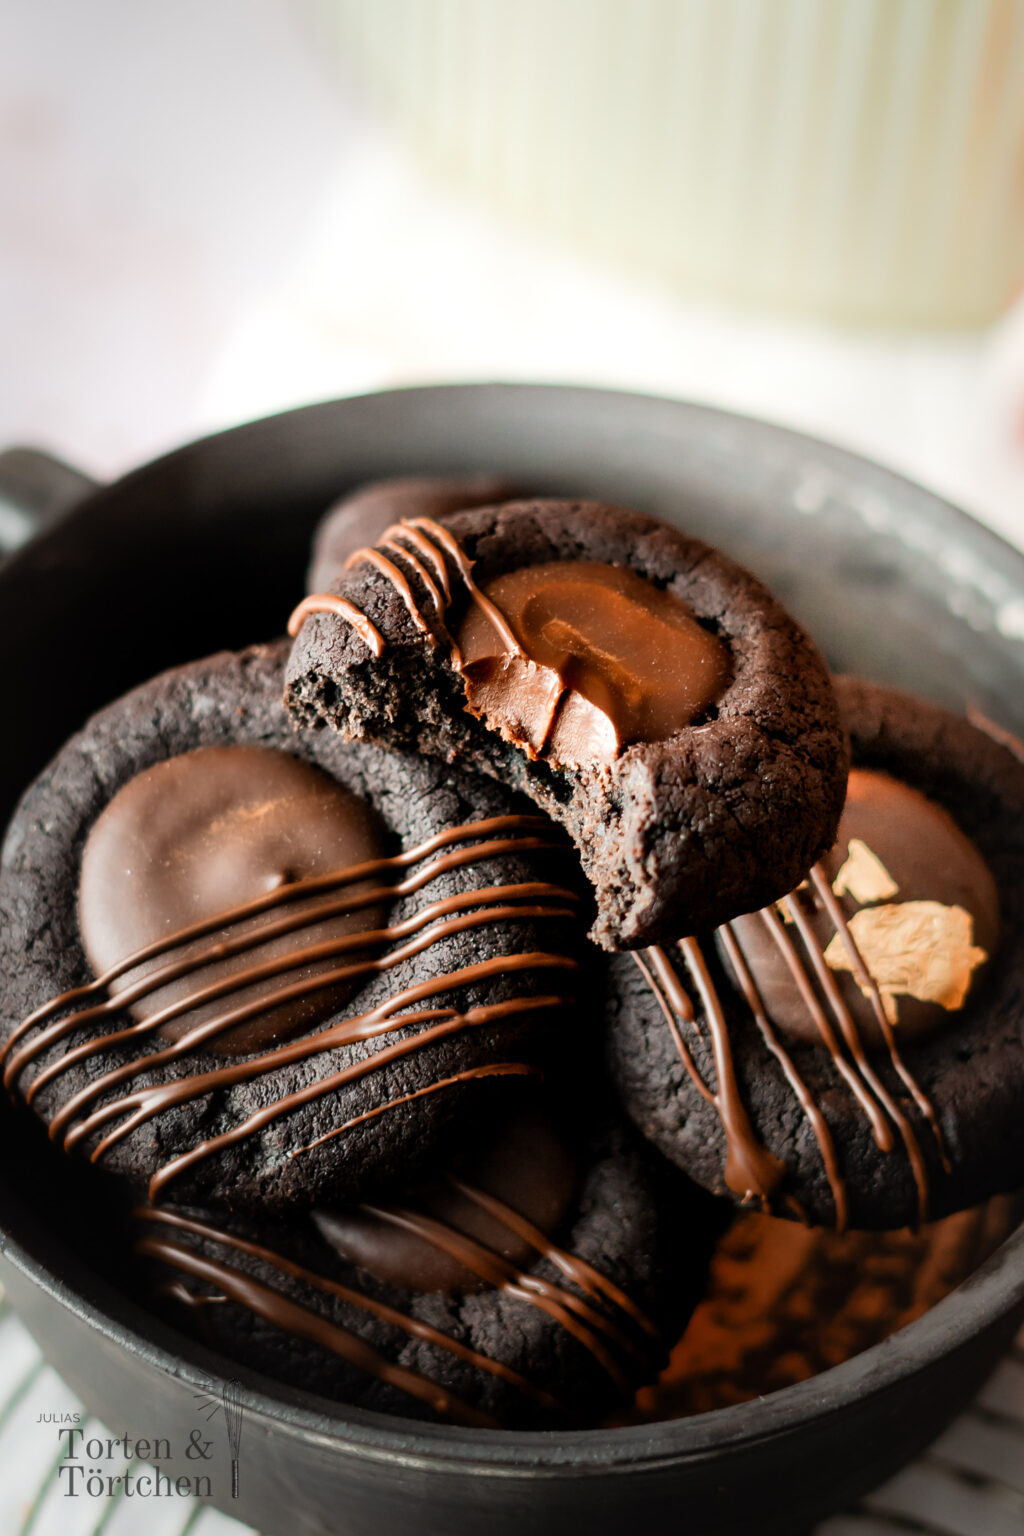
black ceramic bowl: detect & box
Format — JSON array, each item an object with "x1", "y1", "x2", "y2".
[{"x1": 1, "y1": 385, "x2": 1022, "y2": 1536}]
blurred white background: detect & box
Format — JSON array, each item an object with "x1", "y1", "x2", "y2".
[{"x1": 1, "y1": 0, "x2": 1023, "y2": 551}]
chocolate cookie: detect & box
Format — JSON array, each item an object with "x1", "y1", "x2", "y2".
[
  {"x1": 0, "y1": 644, "x2": 583, "y2": 1213},
  {"x1": 307, "y1": 474, "x2": 521, "y2": 594},
  {"x1": 134, "y1": 1103, "x2": 706, "y2": 1429},
  {"x1": 285, "y1": 499, "x2": 847, "y2": 949},
  {"x1": 604, "y1": 677, "x2": 1024, "y2": 1230}
]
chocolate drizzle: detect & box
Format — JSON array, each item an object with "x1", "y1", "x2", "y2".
[
  {"x1": 286, "y1": 1062, "x2": 540, "y2": 1161},
  {"x1": 636, "y1": 856, "x2": 949, "y2": 1229},
  {"x1": 3, "y1": 815, "x2": 579, "y2": 1202},
  {"x1": 135, "y1": 1207, "x2": 512, "y2": 1429},
  {"x1": 287, "y1": 592, "x2": 384, "y2": 656},
  {"x1": 289, "y1": 515, "x2": 515, "y2": 664},
  {"x1": 350, "y1": 1203, "x2": 640, "y2": 1393},
  {"x1": 134, "y1": 1187, "x2": 661, "y2": 1428},
  {"x1": 716, "y1": 923, "x2": 847, "y2": 1231},
  {"x1": 289, "y1": 517, "x2": 729, "y2": 766},
  {"x1": 445, "y1": 1178, "x2": 661, "y2": 1347},
  {"x1": 633, "y1": 945, "x2": 786, "y2": 1215}
]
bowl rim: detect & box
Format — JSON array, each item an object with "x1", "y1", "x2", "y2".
[
  {"x1": 4, "y1": 1172, "x2": 1023, "y2": 1474},
  {"x1": 2, "y1": 380, "x2": 1024, "y2": 1473}
]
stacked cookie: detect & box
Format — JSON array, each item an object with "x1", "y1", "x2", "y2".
[{"x1": 2, "y1": 476, "x2": 1021, "y2": 1428}]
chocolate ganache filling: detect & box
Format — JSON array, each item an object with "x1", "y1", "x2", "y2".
[
  {"x1": 314, "y1": 1107, "x2": 578, "y2": 1294},
  {"x1": 721, "y1": 769, "x2": 999, "y2": 1048},
  {"x1": 456, "y1": 561, "x2": 730, "y2": 768},
  {"x1": 78, "y1": 746, "x2": 393, "y2": 1055},
  {"x1": 291, "y1": 523, "x2": 731, "y2": 770}
]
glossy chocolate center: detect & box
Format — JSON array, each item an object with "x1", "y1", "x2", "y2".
[
  {"x1": 722, "y1": 769, "x2": 999, "y2": 1047},
  {"x1": 314, "y1": 1107, "x2": 578, "y2": 1294},
  {"x1": 456, "y1": 561, "x2": 729, "y2": 767},
  {"x1": 78, "y1": 746, "x2": 392, "y2": 1055}
]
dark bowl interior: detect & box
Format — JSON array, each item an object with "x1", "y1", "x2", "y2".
[{"x1": 1, "y1": 384, "x2": 1023, "y2": 1536}]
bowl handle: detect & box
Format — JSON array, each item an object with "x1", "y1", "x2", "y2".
[{"x1": 0, "y1": 448, "x2": 99, "y2": 559}]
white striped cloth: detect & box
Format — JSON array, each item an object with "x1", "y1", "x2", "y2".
[{"x1": 1, "y1": 1292, "x2": 1021, "y2": 1536}]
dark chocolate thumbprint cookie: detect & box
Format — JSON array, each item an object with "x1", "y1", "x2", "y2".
[
  {"x1": 285, "y1": 498, "x2": 847, "y2": 949},
  {"x1": 133, "y1": 1104, "x2": 707, "y2": 1429},
  {"x1": 0, "y1": 644, "x2": 583, "y2": 1213},
  {"x1": 307, "y1": 473, "x2": 522, "y2": 595},
  {"x1": 604, "y1": 678, "x2": 1024, "y2": 1230}
]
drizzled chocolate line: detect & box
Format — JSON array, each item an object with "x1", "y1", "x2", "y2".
[
  {"x1": 345, "y1": 548, "x2": 433, "y2": 637},
  {"x1": 403, "y1": 517, "x2": 525, "y2": 655},
  {"x1": 632, "y1": 951, "x2": 712, "y2": 1104},
  {"x1": 287, "y1": 592, "x2": 385, "y2": 655},
  {"x1": 23, "y1": 883, "x2": 575, "y2": 1108},
  {"x1": 289, "y1": 515, "x2": 524, "y2": 662},
  {"x1": 760, "y1": 901, "x2": 892, "y2": 1151},
  {"x1": 388, "y1": 523, "x2": 451, "y2": 600},
  {"x1": 640, "y1": 941, "x2": 829, "y2": 1215},
  {"x1": 637, "y1": 859, "x2": 946, "y2": 1228},
  {"x1": 357, "y1": 1204, "x2": 636, "y2": 1393},
  {"x1": 35, "y1": 904, "x2": 570, "y2": 1138},
  {"x1": 148, "y1": 1238, "x2": 500, "y2": 1428},
  {"x1": 718, "y1": 922, "x2": 849, "y2": 1231},
  {"x1": 134, "y1": 1208, "x2": 511, "y2": 1428},
  {"x1": 808, "y1": 866, "x2": 949, "y2": 1175},
  {"x1": 775, "y1": 881, "x2": 941, "y2": 1219},
  {"x1": 9, "y1": 816, "x2": 578, "y2": 1201},
  {"x1": 144, "y1": 989, "x2": 570, "y2": 1204},
  {"x1": 135, "y1": 1162, "x2": 659, "y2": 1427},
  {"x1": 446, "y1": 1178, "x2": 662, "y2": 1345},
  {"x1": 60, "y1": 971, "x2": 566, "y2": 1191},
  {"x1": 638, "y1": 940, "x2": 834, "y2": 1216},
  {"x1": 3, "y1": 814, "x2": 559, "y2": 1059},
  {"x1": 378, "y1": 532, "x2": 446, "y2": 605},
  {"x1": 677, "y1": 937, "x2": 787, "y2": 1205},
  {"x1": 633, "y1": 946, "x2": 782, "y2": 1212},
  {"x1": 787, "y1": 881, "x2": 933, "y2": 1222},
  {"x1": 155, "y1": 1279, "x2": 225, "y2": 1311},
  {"x1": 52, "y1": 956, "x2": 567, "y2": 1159},
  {"x1": 287, "y1": 1061, "x2": 541, "y2": 1160}
]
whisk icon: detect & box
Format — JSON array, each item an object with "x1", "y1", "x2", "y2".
[{"x1": 221, "y1": 1379, "x2": 244, "y2": 1498}]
